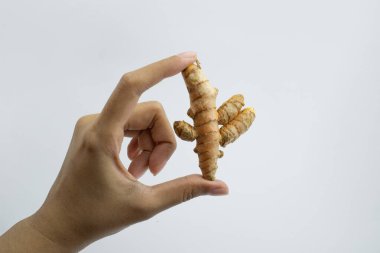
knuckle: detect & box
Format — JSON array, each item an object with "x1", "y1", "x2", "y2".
[
  {"x1": 75, "y1": 116, "x2": 89, "y2": 130},
  {"x1": 120, "y1": 72, "x2": 142, "y2": 95},
  {"x1": 120, "y1": 72, "x2": 134, "y2": 86},
  {"x1": 150, "y1": 101, "x2": 164, "y2": 112},
  {"x1": 148, "y1": 101, "x2": 176, "y2": 149},
  {"x1": 75, "y1": 114, "x2": 98, "y2": 132},
  {"x1": 80, "y1": 129, "x2": 100, "y2": 153}
]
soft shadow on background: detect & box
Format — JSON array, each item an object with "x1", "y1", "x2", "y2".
[{"x1": 0, "y1": 0, "x2": 379, "y2": 252}]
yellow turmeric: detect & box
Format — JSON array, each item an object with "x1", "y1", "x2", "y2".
[
  {"x1": 217, "y1": 94, "x2": 245, "y2": 125},
  {"x1": 219, "y1": 107, "x2": 255, "y2": 147},
  {"x1": 173, "y1": 59, "x2": 255, "y2": 180}
]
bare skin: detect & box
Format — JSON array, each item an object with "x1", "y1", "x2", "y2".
[{"x1": 0, "y1": 52, "x2": 229, "y2": 252}]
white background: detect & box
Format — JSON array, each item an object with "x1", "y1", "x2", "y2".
[{"x1": 1, "y1": 0, "x2": 380, "y2": 252}]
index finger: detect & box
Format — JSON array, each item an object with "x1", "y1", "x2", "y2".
[{"x1": 97, "y1": 52, "x2": 197, "y2": 130}]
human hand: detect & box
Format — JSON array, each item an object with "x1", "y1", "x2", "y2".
[{"x1": 26, "y1": 52, "x2": 228, "y2": 252}]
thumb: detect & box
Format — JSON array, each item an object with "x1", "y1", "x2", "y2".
[{"x1": 150, "y1": 174, "x2": 229, "y2": 213}]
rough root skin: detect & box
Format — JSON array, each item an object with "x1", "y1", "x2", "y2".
[
  {"x1": 173, "y1": 121, "x2": 197, "y2": 142},
  {"x1": 182, "y1": 61, "x2": 220, "y2": 181},
  {"x1": 219, "y1": 107, "x2": 255, "y2": 147},
  {"x1": 217, "y1": 94, "x2": 245, "y2": 125},
  {"x1": 174, "y1": 59, "x2": 256, "y2": 180}
]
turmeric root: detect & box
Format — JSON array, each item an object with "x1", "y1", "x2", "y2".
[
  {"x1": 173, "y1": 121, "x2": 197, "y2": 141},
  {"x1": 217, "y1": 94, "x2": 245, "y2": 125},
  {"x1": 173, "y1": 59, "x2": 255, "y2": 180},
  {"x1": 219, "y1": 107, "x2": 255, "y2": 147}
]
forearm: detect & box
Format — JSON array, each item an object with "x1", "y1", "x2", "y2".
[{"x1": 0, "y1": 216, "x2": 73, "y2": 253}]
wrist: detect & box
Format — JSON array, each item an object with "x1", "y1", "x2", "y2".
[
  {"x1": 0, "y1": 215, "x2": 75, "y2": 253},
  {"x1": 28, "y1": 211, "x2": 78, "y2": 252},
  {"x1": 27, "y1": 204, "x2": 95, "y2": 252}
]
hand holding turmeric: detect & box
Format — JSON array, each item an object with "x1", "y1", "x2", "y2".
[{"x1": 174, "y1": 59, "x2": 255, "y2": 180}]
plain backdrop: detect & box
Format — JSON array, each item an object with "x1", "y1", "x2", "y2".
[{"x1": 1, "y1": 0, "x2": 379, "y2": 252}]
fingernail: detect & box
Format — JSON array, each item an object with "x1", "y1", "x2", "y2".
[
  {"x1": 177, "y1": 51, "x2": 197, "y2": 58},
  {"x1": 209, "y1": 187, "x2": 229, "y2": 196}
]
